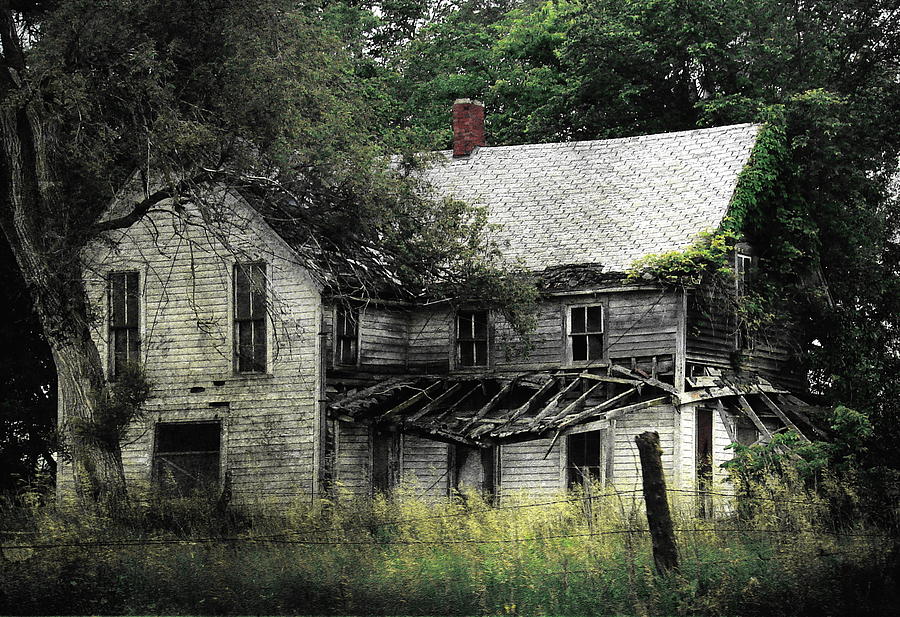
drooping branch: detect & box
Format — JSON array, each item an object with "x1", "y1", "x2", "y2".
[{"x1": 90, "y1": 170, "x2": 223, "y2": 234}]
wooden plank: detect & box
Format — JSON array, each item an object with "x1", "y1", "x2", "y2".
[
  {"x1": 757, "y1": 392, "x2": 810, "y2": 442},
  {"x1": 459, "y1": 378, "x2": 516, "y2": 432},
  {"x1": 578, "y1": 373, "x2": 643, "y2": 387},
  {"x1": 714, "y1": 399, "x2": 736, "y2": 443},
  {"x1": 775, "y1": 394, "x2": 828, "y2": 439},
  {"x1": 557, "y1": 387, "x2": 638, "y2": 428},
  {"x1": 605, "y1": 396, "x2": 669, "y2": 421},
  {"x1": 406, "y1": 382, "x2": 464, "y2": 422},
  {"x1": 561, "y1": 418, "x2": 610, "y2": 436},
  {"x1": 481, "y1": 376, "x2": 557, "y2": 437},
  {"x1": 736, "y1": 395, "x2": 772, "y2": 441},
  {"x1": 379, "y1": 381, "x2": 443, "y2": 420},
  {"x1": 609, "y1": 364, "x2": 677, "y2": 394},
  {"x1": 540, "y1": 381, "x2": 605, "y2": 427},
  {"x1": 525, "y1": 377, "x2": 583, "y2": 429}
]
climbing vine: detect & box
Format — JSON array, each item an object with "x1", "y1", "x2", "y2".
[{"x1": 626, "y1": 114, "x2": 791, "y2": 349}]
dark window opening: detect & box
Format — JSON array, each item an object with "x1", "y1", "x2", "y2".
[
  {"x1": 109, "y1": 271, "x2": 140, "y2": 377},
  {"x1": 153, "y1": 421, "x2": 221, "y2": 496},
  {"x1": 736, "y1": 416, "x2": 759, "y2": 446},
  {"x1": 569, "y1": 305, "x2": 603, "y2": 362},
  {"x1": 335, "y1": 306, "x2": 359, "y2": 366},
  {"x1": 234, "y1": 263, "x2": 266, "y2": 373},
  {"x1": 452, "y1": 444, "x2": 497, "y2": 499},
  {"x1": 456, "y1": 310, "x2": 489, "y2": 367},
  {"x1": 567, "y1": 430, "x2": 604, "y2": 488},
  {"x1": 697, "y1": 408, "x2": 713, "y2": 518},
  {"x1": 372, "y1": 427, "x2": 400, "y2": 495}
]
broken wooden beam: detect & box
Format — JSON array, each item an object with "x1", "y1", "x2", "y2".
[
  {"x1": 459, "y1": 378, "x2": 517, "y2": 432},
  {"x1": 609, "y1": 364, "x2": 677, "y2": 394},
  {"x1": 557, "y1": 387, "x2": 638, "y2": 428},
  {"x1": 714, "y1": 399, "x2": 736, "y2": 443},
  {"x1": 757, "y1": 392, "x2": 810, "y2": 442},
  {"x1": 736, "y1": 395, "x2": 772, "y2": 441}
]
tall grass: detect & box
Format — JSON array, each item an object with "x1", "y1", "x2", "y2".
[{"x1": 1, "y1": 478, "x2": 897, "y2": 616}]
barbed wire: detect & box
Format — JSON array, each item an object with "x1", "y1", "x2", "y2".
[{"x1": 1, "y1": 525, "x2": 893, "y2": 552}]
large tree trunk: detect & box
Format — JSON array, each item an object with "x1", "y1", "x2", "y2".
[{"x1": 0, "y1": 6, "x2": 128, "y2": 509}]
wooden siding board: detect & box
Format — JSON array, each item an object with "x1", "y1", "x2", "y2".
[{"x1": 76, "y1": 195, "x2": 322, "y2": 505}]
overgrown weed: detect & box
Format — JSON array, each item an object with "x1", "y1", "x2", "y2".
[{"x1": 0, "y1": 478, "x2": 897, "y2": 615}]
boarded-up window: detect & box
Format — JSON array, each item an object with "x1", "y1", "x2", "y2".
[
  {"x1": 153, "y1": 422, "x2": 221, "y2": 496},
  {"x1": 456, "y1": 310, "x2": 488, "y2": 367},
  {"x1": 234, "y1": 263, "x2": 266, "y2": 373},
  {"x1": 335, "y1": 306, "x2": 359, "y2": 366},
  {"x1": 109, "y1": 271, "x2": 140, "y2": 377},
  {"x1": 569, "y1": 305, "x2": 603, "y2": 362},
  {"x1": 567, "y1": 430, "x2": 605, "y2": 487}
]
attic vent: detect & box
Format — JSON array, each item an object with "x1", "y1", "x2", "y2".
[{"x1": 452, "y1": 98, "x2": 485, "y2": 157}]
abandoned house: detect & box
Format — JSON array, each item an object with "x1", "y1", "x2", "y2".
[{"x1": 58, "y1": 99, "x2": 822, "y2": 504}]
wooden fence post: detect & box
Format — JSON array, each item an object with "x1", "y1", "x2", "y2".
[{"x1": 635, "y1": 431, "x2": 679, "y2": 575}]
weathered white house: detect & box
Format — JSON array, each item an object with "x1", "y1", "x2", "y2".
[{"x1": 59, "y1": 100, "x2": 817, "y2": 504}]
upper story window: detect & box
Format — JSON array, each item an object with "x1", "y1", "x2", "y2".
[
  {"x1": 335, "y1": 306, "x2": 359, "y2": 366},
  {"x1": 109, "y1": 271, "x2": 140, "y2": 377},
  {"x1": 568, "y1": 305, "x2": 603, "y2": 362},
  {"x1": 456, "y1": 310, "x2": 489, "y2": 367},
  {"x1": 234, "y1": 263, "x2": 267, "y2": 373},
  {"x1": 735, "y1": 252, "x2": 753, "y2": 297}
]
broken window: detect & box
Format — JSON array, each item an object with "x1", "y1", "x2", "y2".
[
  {"x1": 735, "y1": 252, "x2": 755, "y2": 350},
  {"x1": 735, "y1": 252, "x2": 753, "y2": 297},
  {"x1": 567, "y1": 430, "x2": 605, "y2": 488},
  {"x1": 456, "y1": 310, "x2": 489, "y2": 367},
  {"x1": 109, "y1": 271, "x2": 140, "y2": 377},
  {"x1": 153, "y1": 421, "x2": 221, "y2": 496},
  {"x1": 335, "y1": 306, "x2": 359, "y2": 366},
  {"x1": 569, "y1": 305, "x2": 603, "y2": 362},
  {"x1": 451, "y1": 444, "x2": 497, "y2": 498},
  {"x1": 234, "y1": 263, "x2": 267, "y2": 373}
]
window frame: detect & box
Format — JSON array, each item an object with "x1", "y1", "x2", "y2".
[
  {"x1": 566, "y1": 429, "x2": 607, "y2": 489},
  {"x1": 735, "y1": 252, "x2": 753, "y2": 297},
  {"x1": 565, "y1": 303, "x2": 605, "y2": 365},
  {"x1": 152, "y1": 420, "x2": 223, "y2": 496},
  {"x1": 108, "y1": 270, "x2": 141, "y2": 378},
  {"x1": 334, "y1": 305, "x2": 360, "y2": 367},
  {"x1": 454, "y1": 309, "x2": 490, "y2": 369},
  {"x1": 233, "y1": 262, "x2": 268, "y2": 374}
]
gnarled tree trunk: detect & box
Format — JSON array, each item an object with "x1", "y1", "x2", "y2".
[{"x1": 0, "y1": 5, "x2": 127, "y2": 509}]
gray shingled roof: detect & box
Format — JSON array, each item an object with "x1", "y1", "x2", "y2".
[{"x1": 420, "y1": 123, "x2": 760, "y2": 273}]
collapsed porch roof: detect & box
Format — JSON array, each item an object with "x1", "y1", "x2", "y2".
[{"x1": 327, "y1": 365, "x2": 824, "y2": 447}]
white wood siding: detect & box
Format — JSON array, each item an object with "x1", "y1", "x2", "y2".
[{"x1": 65, "y1": 192, "x2": 322, "y2": 505}]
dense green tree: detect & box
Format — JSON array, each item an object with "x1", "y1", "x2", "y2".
[{"x1": 382, "y1": 0, "x2": 900, "y2": 467}]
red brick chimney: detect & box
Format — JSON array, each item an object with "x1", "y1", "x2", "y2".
[{"x1": 452, "y1": 98, "x2": 485, "y2": 157}]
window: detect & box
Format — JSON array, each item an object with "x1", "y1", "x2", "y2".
[
  {"x1": 452, "y1": 444, "x2": 497, "y2": 498},
  {"x1": 567, "y1": 430, "x2": 605, "y2": 487},
  {"x1": 372, "y1": 427, "x2": 400, "y2": 495},
  {"x1": 456, "y1": 310, "x2": 488, "y2": 367},
  {"x1": 335, "y1": 306, "x2": 359, "y2": 366},
  {"x1": 735, "y1": 252, "x2": 753, "y2": 297},
  {"x1": 109, "y1": 271, "x2": 140, "y2": 377},
  {"x1": 568, "y1": 305, "x2": 603, "y2": 362},
  {"x1": 234, "y1": 263, "x2": 266, "y2": 373},
  {"x1": 153, "y1": 421, "x2": 221, "y2": 496}
]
